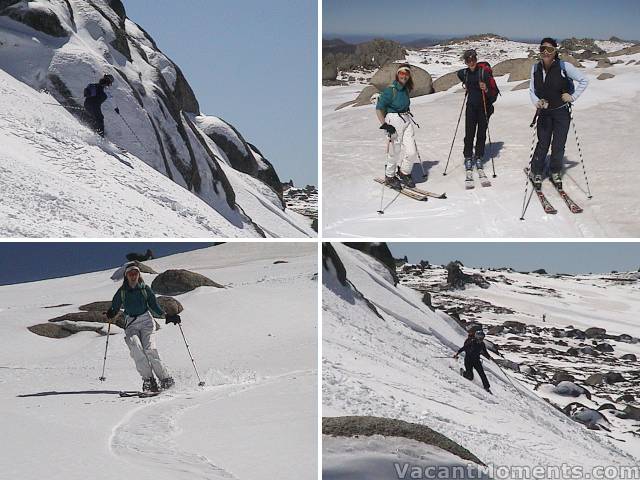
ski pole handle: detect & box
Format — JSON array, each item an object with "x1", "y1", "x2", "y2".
[{"x1": 530, "y1": 109, "x2": 540, "y2": 128}]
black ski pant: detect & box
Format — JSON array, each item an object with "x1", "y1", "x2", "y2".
[
  {"x1": 84, "y1": 102, "x2": 105, "y2": 137},
  {"x1": 463, "y1": 101, "x2": 493, "y2": 160},
  {"x1": 531, "y1": 106, "x2": 570, "y2": 175},
  {"x1": 464, "y1": 356, "x2": 490, "y2": 389}
]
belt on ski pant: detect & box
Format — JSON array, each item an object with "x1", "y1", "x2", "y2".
[
  {"x1": 124, "y1": 310, "x2": 149, "y2": 329},
  {"x1": 394, "y1": 111, "x2": 420, "y2": 128}
]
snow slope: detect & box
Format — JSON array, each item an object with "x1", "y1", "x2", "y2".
[
  {"x1": 0, "y1": 243, "x2": 317, "y2": 479},
  {"x1": 323, "y1": 244, "x2": 637, "y2": 476},
  {"x1": 323, "y1": 40, "x2": 640, "y2": 237},
  {"x1": 0, "y1": 0, "x2": 313, "y2": 237}
]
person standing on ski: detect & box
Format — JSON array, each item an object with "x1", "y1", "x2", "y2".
[
  {"x1": 106, "y1": 263, "x2": 180, "y2": 392},
  {"x1": 457, "y1": 49, "x2": 498, "y2": 178},
  {"x1": 376, "y1": 63, "x2": 419, "y2": 190},
  {"x1": 454, "y1": 329, "x2": 493, "y2": 393},
  {"x1": 528, "y1": 37, "x2": 588, "y2": 190},
  {"x1": 83, "y1": 73, "x2": 119, "y2": 137}
]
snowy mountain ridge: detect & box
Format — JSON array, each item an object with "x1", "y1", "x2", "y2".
[
  {"x1": 0, "y1": 0, "x2": 313, "y2": 237},
  {"x1": 323, "y1": 244, "x2": 638, "y2": 477}
]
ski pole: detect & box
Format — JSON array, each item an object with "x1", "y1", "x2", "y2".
[
  {"x1": 98, "y1": 320, "x2": 113, "y2": 381},
  {"x1": 443, "y1": 92, "x2": 467, "y2": 176},
  {"x1": 178, "y1": 324, "x2": 205, "y2": 387},
  {"x1": 481, "y1": 90, "x2": 496, "y2": 178},
  {"x1": 117, "y1": 111, "x2": 152, "y2": 156},
  {"x1": 568, "y1": 105, "x2": 592, "y2": 199},
  {"x1": 377, "y1": 135, "x2": 391, "y2": 215},
  {"x1": 494, "y1": 361, "x2": 524, "y2": 398},
  {"x1": 519, "y1": 111, "x2": 540, "y2": 220}
]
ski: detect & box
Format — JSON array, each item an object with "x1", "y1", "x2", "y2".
[
  {"x1": 408, "y1": 184, "x2": 447, "y2": 199},
  {"x1": 477, "y1": 169, "x2": 492, "y2": 187},
  {"x1": 552, "y1": 184, "x2": 583, "y2": 214},
  {"x1": 373, "y1": 178, "x2": 428, "y2": 201},
  {"x1": 119, "y1": 390, "x2": 161, "y2": 398},
  {"x1": 465, "y1": 171, "x2": 474, "y2": 190},
  {"x1": 524, "y1": 169, "x2": 557, "y2": 214}
]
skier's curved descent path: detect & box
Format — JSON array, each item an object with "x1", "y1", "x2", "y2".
[
  {"x1": 109, "y1": 371, "x2": 311, "y2": 480},
  {"x1": 110, "y1": 384, "x2": 244, "y2": 479}
]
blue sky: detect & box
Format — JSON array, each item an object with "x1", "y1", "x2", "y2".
[
  {"x1": 388, "y1": 243, "x2": 640, "y2": 274},
  {"x1": 0, "y1": 243, "x2": 215, "y2": 285},
  {"x1": 324, "y1": 0, "x2": 639, "y2": 41},
  {"x1": 125, "y1": 0, "x2": 317, "y2": 186}
]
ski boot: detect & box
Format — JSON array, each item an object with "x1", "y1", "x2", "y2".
[
  {"x1": 550, "y1": 172, "x2": 562, "y2": 190},
  {"x1": 160, "y1": 377, "x2": 175, "y2": 390},
  {"x1": 142, "y1": 377, "x2": 159, "y2": 393},
  {"x1": 384, "y1": 175, "x2": 402, "y2": 190},
  {"x1": 464, "y1": 157, "x2": 474, "y2": 189},
  {"x1": 474, "y1": 155, "x2": 491, "y2": 187},
  {"x1": 473, "y1": 154, "x2": 483, "y2": 171},
  {"x1": 397, "y1": 171, "x2": 415, "y2": 188},
  {"x1": 528, "y1": 170, "x2": 543, "y2": 191}
]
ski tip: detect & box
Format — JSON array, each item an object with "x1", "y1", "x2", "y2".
[
  {"x1": 587, "y1": 195, "x2": 593, "y2": 200},
  {"x1": 376, "y1": 210, "x2": 384, "y2": 215},
  {"x1": 198, "y1": 381, "x2": 206, "y2": 387},
  {"x1": 442, "y1": 173, "x2": 447, "y2": 176}
]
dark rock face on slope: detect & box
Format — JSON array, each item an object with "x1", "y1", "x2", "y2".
[
  {"x1": 446, "y1": 261, "x2": 490, "y2": 290},
  {"x1": 323, "y1": 38, "x2": 407, "y2": 73},
  {"x1": 344, "y1": 242, "x2": 399, "y2": 285}
]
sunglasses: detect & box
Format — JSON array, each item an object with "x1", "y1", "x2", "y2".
[
  {"x1": 397, "y1": 71, "x2": 411, "y2": 77},
  {"x1": 539, "y1": 45, "x2": 556, "y2": 54},
  {"x1": 126, "y1": 270, "x2": 139, "y2": 276}
]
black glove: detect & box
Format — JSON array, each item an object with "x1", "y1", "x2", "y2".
[
  {"x1": 114, "y1": 107, "x2": 120, "y2": 114},
  {"x1": 165, "y1": 314, "x2": 181, "y2": 325},
  {"x1": 105, "y1": 307, "x2": 117, "y2": 319},
  {"x1": 379, "y1": 123, "x2": 396, "y2": 135}
]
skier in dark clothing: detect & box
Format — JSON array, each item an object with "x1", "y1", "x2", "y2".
[
  {"x1": 83, "y1": 73, "x2": 118, "y2": 137},
  {"x1": 457, "y1": 49, "x2": 498, "y2": 179},
  {"x1": 454, "y1": 329, "x2": 493, "y2": 393},
  {"x1": 528, "y1": 37, "x2": 588, "y2": 190}
]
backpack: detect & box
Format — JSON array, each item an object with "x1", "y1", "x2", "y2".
[
  {"x1": 534, "y1": 60, "x2": 575, "y2": 95},
  {"x1": 84, "y1": 83, "x2": 99, "y2": 98},
  {"x1": 476, "y1": 62, "x2": 500, "y2": 103}
]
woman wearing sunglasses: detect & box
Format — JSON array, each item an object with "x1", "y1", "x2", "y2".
[
  {"x1": 528, "y1": 37, "x2": 589, "y2": 190},
  {"x1": 376, "y1": 63, "x2": 419, "y2": 189},
  {"x1": 456, "y1": 49, "x2": 499, "y2": 186}
]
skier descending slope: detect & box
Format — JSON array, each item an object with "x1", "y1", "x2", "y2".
[
  {"x1": 457, "y1": 49, "x2": 499, "y2": 188},
  {"x1": 106, "y1": 264, "x2": 179, "y2": 392},
  {"x1": 376, "y1": 64, "x2": 420, "y2": 190},
  {"x1": 454, "y1": 329, "x2": 494, "y2": 394},
  {"x1": 83, "y1": 74, "x2": 119, "y2": 137},
  {"x1": 529, "y1": 37, "x2": 588, "y2": 190}
]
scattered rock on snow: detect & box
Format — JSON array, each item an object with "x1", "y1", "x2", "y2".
[
  {"x1": 594, "y1": 343, "x2": 614, "y2": 352},
  {"x1": 151, "y1": 269, "x2": 223, "y2": 295},
  {"x1": 502, "y1": 321, "x2": 526, "y2": 333},
  {"x1": 597, "y1": 73, "x2": 615, "y2": 80},
  {"x1": 552, "y1": 371, "x2": 576, "y2": 385},
  {"x1": 492, "y1": 58, "x2": 535, "y2": 82},
  {"x1": 554, "y1": 381, "x2": 591, "y2": 399},
  {"x1": 621, "y1": 354, "x2": 637, "y2": 361},
  {"x1": 370, "y1": 63, "x2": 434, "y2": 97},
  {"x1": 432, "y1": 71, "x2": 461, "y2": 92},
  {"x1": 585, "y1": 327, "x2": 606, "y2": 339},
  {"x1": 156, "y1": 296, "x2": 183, "y2": 316},
  {"x1": 28, "y1": 323, "x2": 74, "y2": 339},
  {"x1": 622, "y1": 405, "x2": 640, "y2": 420}
]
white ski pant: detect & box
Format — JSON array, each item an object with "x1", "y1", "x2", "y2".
[
  {"x1": 385, "y1": 112, "x2": 418, "y2": 177},
  {"x1": 124, "y1": 311, "x2": 169, "y2": 380}
]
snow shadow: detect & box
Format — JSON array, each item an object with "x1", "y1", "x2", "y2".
[{"x1": 17, "y1": 390, "x2": 122, "y2": 397}]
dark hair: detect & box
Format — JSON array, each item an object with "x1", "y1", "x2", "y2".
[
  {"x1": 395, "y1": 64, "x2": 414, "y2": 93},
  {"x1": 540, "y1": 37, "x2": 560, "y2": 59}
]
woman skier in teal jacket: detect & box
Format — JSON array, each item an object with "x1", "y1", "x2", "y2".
[
  {"x1": 376, "y1": 63, "x2": 419, "y2": 189},
  {"x1": 106, "y1": 263, "x2": 180, "y2": 392}
]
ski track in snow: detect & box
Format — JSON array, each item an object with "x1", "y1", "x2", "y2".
[{"x1": 110, "y1": 371, "x2": 309, "y2": 480}]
